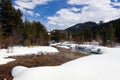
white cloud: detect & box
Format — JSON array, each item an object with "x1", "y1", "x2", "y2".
[
  {"x1": 67, "y1": 0, "x2": 112, "y2": 6},
  {"x1": 113, "y1": 0, "x2": 119, "y2": 2},
  {"x1": 14, "y1": 0, "x2": 51, "y2": 17},
  {"x1": 25, "y1": 10, "x2": 40, "y2": 17},
  {"x1": 69, "y1": 7, "x2": 81, "y2": 12},
  {"x1": 14, "y1": 0, "x2": 51, "y2": 10},
  {"x1": 26, "y1": 11, "x2": 34, "y2": 16},
  {"x1": 33, "y1": 0, "x2": 52, "y2": 5},
  {"x1": 35, "y1": 13, "x2": 40, "y2": 17},
  {"x1": 47, "y1": 0, "x2": 120, "y2": 30},
  {"x1": 111, "y1": 2, "x2": 120, "y2": 6},
  {"x1": 47, "y1": 8, "x2": 81, "y2": 28}
]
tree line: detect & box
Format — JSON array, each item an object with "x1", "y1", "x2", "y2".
[
  {"x1": 70, "y1": 19, "x2": 120, "y2": 46},
  {"x1": 50, "y1": 19, "x2": 120, "y2": 46},
  {"x1": 0, "y1": 0, "x2": 49, "y2": 48}
]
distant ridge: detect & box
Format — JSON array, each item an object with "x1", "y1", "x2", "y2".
[{"x1": 65, "y1": 22, "x2": 97, "y2": 32}]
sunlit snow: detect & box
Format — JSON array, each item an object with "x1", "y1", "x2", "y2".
[
  {"x1": 0, "y1": 46, "x2": 59, "y2": 65},
  {"x1": 12, "y1": 45, "x2": 120, "y2": 80}
]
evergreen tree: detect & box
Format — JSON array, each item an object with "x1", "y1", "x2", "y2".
[
  {"x1": 13, "y1": 9, "x2": 23, "y2": 45},
  {"x1": 80, "y1": 31, "x2": 85, "y2": 43},
  {"x1": 1, "y1": 0, "x2": 18, "y2": 47},
  {"x1": 96, "y1": 31, "x2": 101, "y2": 44},
  {"x1": 1, "y1": 0, "x2": 15, "y2": 36},
  {"x1": 115, "y1": 19, "x2": 120, "y2": 42},
  {"x1": 108, "y1": 23, "x2": 115, "y2": 46},
  {"x1": 0, "y1": 0, "x2": 1, "y2": 22},
  {"x1": 22, "y1": 19, "x2": 49, "y2": 46}
]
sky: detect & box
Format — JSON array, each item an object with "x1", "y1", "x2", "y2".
[{"x1": 12, "y1": 0, "x2": 120, "y2": 31}]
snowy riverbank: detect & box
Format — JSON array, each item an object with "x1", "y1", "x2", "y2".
[
  {"x1": 0, "y1": 46, "x2": 59, "y2": 65},
  {"x1": 12, "y1": 45, "x2": 120, "y2": 80}
]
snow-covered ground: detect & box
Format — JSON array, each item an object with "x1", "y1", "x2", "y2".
[
  {"x1": 75, "y1": 45, "x2": 106, "y2": 54},
  {"x1": 12, "y1": 45, "x2": 120, "y2": 80},
  {"x1": 50, "y1": 42, "x2": 77, "y2": 49},
  {"x1": 51, "y1": 42, "x2": 104, "y2": 54},
  {"x1": 0, "y1": 46, "x2": 59, "y2": 65}
]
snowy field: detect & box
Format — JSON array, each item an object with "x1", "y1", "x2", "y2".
[
  {"x1": 12, "y1": 45, "x2": 120, "y2": 80},
  {"x1": 0, "y1": 46, "x2": 59, "y2": 65}
]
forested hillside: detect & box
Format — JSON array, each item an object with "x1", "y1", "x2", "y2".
[
  {"x1": 0, "y1": 0, "x2": 49, "y2": 48},
  {"x1": 65, "y1": 18, "x2": 120, "y2": 45},
  {"x1": 65, "y1": 22, "x2": 97, "y2": 32}
]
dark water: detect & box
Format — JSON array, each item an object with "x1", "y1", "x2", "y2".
[
  {"x1": 71, "y1": 47, "x2": 102, "y2": 54},
  {"x1": 71, "y1": 47, "x2": 91, "y2": 54}
]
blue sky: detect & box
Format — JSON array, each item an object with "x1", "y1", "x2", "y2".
[{"x1": 12, "y1": 0, "x2": 120, "y2": 31}]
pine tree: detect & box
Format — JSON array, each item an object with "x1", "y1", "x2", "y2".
[
  {"x1": 1, "y1": 0, "x2": 17, "y2": 47},
  {"x1": 0, "y1": 0, "x2": 1, "y2": 22},
  {"x1": 0, "y1": 0, "x2": 3, "y2": 47},
  {"x1": 108, "y1": 23, "x2": 115, "y2": 46},
  {"x1": 80, "y1": 31, "x2": 85, "y2": 44},
  {"x1": 1, "y1": 0, "x2": 15, "y2": 35},
  {"x1": 96, "y1": 31, "x2": 101, "y2": 45},
  {"x1": 1, "y1": 0, "x2": 23, "y2": 47},
  {"x1": 115, "y1": 19, "x2": 120, "y2": 42}
]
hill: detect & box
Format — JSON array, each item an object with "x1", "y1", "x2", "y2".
[
  {"x1": 65, "y1": 18, "x2": 120, "y2": 44},
  {"x1": 65, "y1": 22, "x2": 97, "y2": 33}
]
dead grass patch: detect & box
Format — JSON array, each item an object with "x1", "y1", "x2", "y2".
[{"x1": 0, "y1": 47, "x2": 87, "y2": 80}]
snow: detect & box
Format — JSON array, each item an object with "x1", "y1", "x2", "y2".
[
  {"x1": 57, "y1": 45, "x2": 70, "y2": 49},
  {"x1": 12, "y1": 45, "x2": 120, "y2": 80},
  {"x1": 50, "y1": 42, "x2": 78, "y2": 49},
  {"x1": 51, "y1": 42, "x2": 103, "y2": 54},
  {"x1": 0, "y1": 58, "x2": 15, "y2": 65},
  {"x1": 75, "y1": 45, "x2": 106, "y2": 54},
  {"x1": 50, "y1": 41, "x2": 100, "y2": 50},
  {"x1": 0, "y1": 46, "x2": 59, "y2": 65},
  {"x1": 50, "y1": 42, "x2": 71, "y2": 49},
  {"x1": 12, "y1": 66, "x2": 29, "y2": 77},
  {"x1": 50, "y1": 42, "x2": 61, "y2": 46}
]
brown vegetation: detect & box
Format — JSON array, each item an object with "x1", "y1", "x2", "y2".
[{"x1": 0, "y1": 47, "x2": 87, "y2": 80}]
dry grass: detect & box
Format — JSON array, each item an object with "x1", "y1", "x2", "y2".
[{"x1": 0, "y1": 47, "x2": 87, "y2": 80}]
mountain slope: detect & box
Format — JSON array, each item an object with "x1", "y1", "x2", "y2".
[{"x1": 65, "y1": 22, "x2": 97, "y2": 32}]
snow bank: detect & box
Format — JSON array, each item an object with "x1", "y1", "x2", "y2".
[
  {"x1": 6, "y1": 46, "x2": 59, "y2": 56},
  {"x1": 57, "y1": 45, "x2": 70, "y2": 49},
  {"x1": 51, "y1": 42, "x2": 71, "y2": 49},
  {"x1": 51, "y1": 42, "x2": 105, "y2": 54},
  {"x1": 75, "y1": 45, "x2": 106, "y2": 54},
  {"x1": 12, "y1": 66, "x2": 29, "y2": 77},
  {"x1": 12, "y1": 46, "x2": 120, "y2": 80},
  {"x1": 50, "y1": 42, "x2": 100, "y2": 53},
  {"x1": 50, "y1": 42, "x2": 77, "y2": 49},
  {"x1": 0, "y1": 58, "x2": 15, "y2": 65},
  {"x1": 0, "y1": 46, "x2": 59, "y2": 65}
]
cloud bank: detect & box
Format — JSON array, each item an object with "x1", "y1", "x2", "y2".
[{"x1": 47, "y1": 0, "x2": 120, "y2": 30}]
